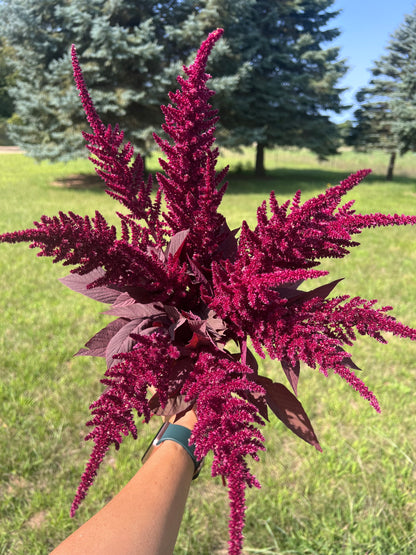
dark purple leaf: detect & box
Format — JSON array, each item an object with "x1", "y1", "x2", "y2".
[
  {"x1": 215, "y1": 225, "x2": 239, "y2": 261},
  {"x1": 122, "y1": 285, "x2": 166, "y2": 304},
  {"x1": 234, "y1": 343, "x2": 258, "y2": 372},
  {"x1": 75, "y1": 318, "x2": 128, "y2": 358},
  {"x1": 165, "y1": 229, "x2": 190, "y2": 261},
  {"x1": 279, "y1": 278, "x2": 343, "y2": 306},
  {"x1": 112, "y1": 292, "x2": 137, "y2": 308},
  {"x1": 300, "y1": 278, "x2": 344, "y2": 302},
  {"x1": 104, "y1": 302, "x2": 165, "y2": 319},
  {"x1": 133, "y1": 325, "x2": 162, "y2": 337},
  {"x1": 272, "y1": 280, "x2": 304, "y2": 298},
  {"x1": 168, "y1": 317, "x2": 191, "y2": 343},
  {"x1": 240, "y1": 339, "x2": 248, "y2": 365},
  {"x1": 281, "y1": 279, "x2": 304, "y2": 290},
  {"x1": 148, "y1": 244, "x2": 166, "y2": 263},
  {"x1": 343, "y1": 358, "x2": 362, "y2": 371},
  {"x1": 205, "y1": 313, "x2": 227, "y2": 343},
  {"x1": 206, "y1": 310, "x2": 226, "y2": 330},
  {"x1": 256, "y1": 376, "x2": 322, "y2": 451},
  {"x1": 246, "y1": 348, "x2": 258, "y2": 372},
  {"x1": 186, "y1": 331, "x2": 210, "y2": 349},
  {"x1": 187, "y1": 256, "x2": 211, "y2": 288},
  {"x1": 149, "y1": 393, "x2": 194, "y2": 419},
  {"x1": 274, "y1": 286, "x2": 305, "y2": 301},
  {"x1": 188, "y1": 319, "x2": 207, "y2": 334},
  {"x1": 164, "y1": 305, "x2": 182, "y2": 322},
  {"x1": 59, "y1": 268, "x2": 121, "y2": 303},
  {"x1": 337, "y1": 347, "x2": 362, "y2": 371},
  {"x1": 281, "y1": 357, "x2": 300, "y2": 396},
  {"x1": 105, "y1": 320, "x2": 143, "y2": 368},
  {"x1": 184, "y1": 319, "x2": 213, "y2": 347},
  {"x1": 241, "y1": 389, "x2": 269, "y2": 421}
]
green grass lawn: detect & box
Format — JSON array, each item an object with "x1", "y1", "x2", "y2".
[{"x1": 0, "y1": 148, "x2": 415, "y2": 554}]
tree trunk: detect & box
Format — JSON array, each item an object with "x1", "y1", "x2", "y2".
[
  {"x1": 386, "y1": 151, "x2": 396, "y2": 181},
  {"x1": 255, "y1": 142, "x2": 266, "y2": 176}
]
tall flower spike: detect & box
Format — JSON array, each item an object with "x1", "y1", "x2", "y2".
[
  {"x1": 1, "y1": 29, "x2": 416, "y2": 555},
  {"x1": 72, "y1": 45, "x2": 165, "y2": 245},
  {"x1": 153, "y1": 28, "x2": 232, "y2": 268}
]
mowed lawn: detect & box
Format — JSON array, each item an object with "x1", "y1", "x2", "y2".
[{"x1": 0, "y1": 148, "x2": 416, "y2": 554}]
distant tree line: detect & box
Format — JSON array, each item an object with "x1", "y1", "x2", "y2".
[
  {"x1": 0, "y1": 0, "x2": 347, "y2": 174},
  {"x1": 348, "y1": 6, "x2": 416, "y2": 180}
]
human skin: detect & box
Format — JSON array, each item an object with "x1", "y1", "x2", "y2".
[{"x1": 50, "y1": 410, "x2": 197, "y2": 555}]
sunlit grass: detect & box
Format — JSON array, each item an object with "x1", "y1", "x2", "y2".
[{"x1": 0, "y1": 149, "x2": 415, "y2": 554}]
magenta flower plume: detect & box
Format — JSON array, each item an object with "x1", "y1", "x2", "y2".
[{"x1": 2, "y1": 29, "x2": 416, "y2": 554}]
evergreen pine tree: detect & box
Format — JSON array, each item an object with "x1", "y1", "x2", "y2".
[
  {"x1": 351, "y1": 7, "x2": 416, "y2": 180},
  {"x1": 0, "y1": 38, "x2": 14, "y2": 119},
  {"x1": 1, "y1": 0, "x2": 345, "y2": 170},
  {"x1": 192, "y1": 0, "x2": 347, "y2": 175},
  {"x1": 0, "y1": 0, "x2": 222, "y2": 160}
]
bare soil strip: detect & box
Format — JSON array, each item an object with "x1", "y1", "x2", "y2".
[{"x1": 0, "y1": 146, "x2": 22, "y2": 153}]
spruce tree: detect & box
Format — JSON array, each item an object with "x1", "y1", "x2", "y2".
[
  {"x1": 351, "y1": 7, "x2": 416, "y2": 180},
  {"x1": 194, "y1": 0, "x2": 347, "y2": 175},
  {"x1": 0, "y1": 38, "x2": 14, "y2": 119},
  {"x1": 0, "y1": 0, "x2": 218, "y2": 160},
  {"x1": 1, "y1": 0, "x2": 345, "y2": 170}
]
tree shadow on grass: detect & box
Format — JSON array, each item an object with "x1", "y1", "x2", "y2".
[
  {"x1": 50, "y1": 167, "x2": 416, "y2": 198},
  {"x1": 225, "y1": 167, "x2": 416, "y2": 197},
  {"x1": 51, "y1": 173, "x2": 106, "y2": 192}
]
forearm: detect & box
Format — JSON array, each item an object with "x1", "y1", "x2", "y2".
[{"x1": 51, "y1": 413, "x2": 196, "y2": 555}]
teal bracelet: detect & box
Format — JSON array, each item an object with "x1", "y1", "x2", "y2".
[{"x1": 156, "y1": 424, "x2": 203, "y2": 479}]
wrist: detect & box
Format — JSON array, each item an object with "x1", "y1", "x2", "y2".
[{"x1": 156, "y1": 424, "x2": 203, "y2": 479}]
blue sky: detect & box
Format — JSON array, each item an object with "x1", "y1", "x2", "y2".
[{"x1": 331, "y1": 0, "x2": 415, "y2": 122}]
